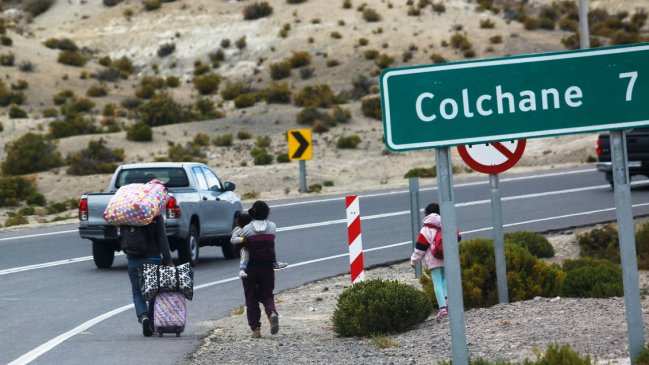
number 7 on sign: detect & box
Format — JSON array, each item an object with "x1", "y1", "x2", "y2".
[{"x1": 620, "y1": 71, "x2": 638, "y2": 102}]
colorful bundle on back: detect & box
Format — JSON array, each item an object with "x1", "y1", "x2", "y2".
[{"x1": 103, "y1": 179, "x2": 168, "y2": 226}]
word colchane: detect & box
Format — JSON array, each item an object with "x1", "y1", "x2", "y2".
[{"x1": 415, "y1": 84, "x2": 584, "y2": 122}]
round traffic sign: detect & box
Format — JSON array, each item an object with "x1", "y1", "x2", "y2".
[{"x1": 457, "y1": 140, "x2": 526, "y2": 174}]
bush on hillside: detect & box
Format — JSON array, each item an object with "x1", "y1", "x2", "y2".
[
  {"x1": 261, "y1": 82, "x2": 291, "y2": 104},
  {"x1": 8, "y1": 105, "x2": 28, "y2": 118},
  {"x1": 193, "y1": 73, "x2": 221, "y2": 95},
  {"x1": 336, "y1": 135, "x2": 361, "y2": 149},
  {"x1": 126, "y1": 121, "x2": 153, "y2": 142},
  {"x1": 332, "y1": 278, "x2": 431, "y2": 337},
  {"x1": 213, "y1": 134, "x2": 233, "y2": 147},
  {"x1": 243, "y1": 2, "x2": 273, "y2": 20},
  {"x1": 1, "y1": 133, "x2": 63, "y2": 175},
  {"x1": 58, "y1": 51, "x2": 88, "y2": 67},
  {"x1": 269, "y1": 61, "x2": 292, "y2": 80},
  {"x1": 635, "y1": 221, "x2": 649, "y2": 270},
  {"x1": 0, "y1": 175, "x2": 38, "y2": 207},
  {"x1": 361, "y1": 96, "x2": 382, "y2": 120},
  {"x1": 166, "y1": 142, "x2": 206, "y2": 163},
  {"x1": 48, "y1": 114, "x2": 98, "y2": 139},
  {"x1": 66, "y1": 139, "x2": 125, "y2": 175},
  {"x1": 289, "y1": 51, "x2": 312, "y2": 68},
  {"x1": 24, "y1": 0, "x2": 55, "y2": 16},
  {"x1": 636, "y1": 343, "x2": 649, "y2": 365},
  {"x1": 404, "y1": 167, "x2": 436, "y2": 178},
  {"x1": 293, "y1": 84, "x2": 337, "y2": 108},
  {"x1": 138, "y1": 93, "x2": 189, "y2": 126}
]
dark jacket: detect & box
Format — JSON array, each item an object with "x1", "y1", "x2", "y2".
[
  {"x1": 236, "y1": 220, "x2": 277, "y2": 268},
  {"x1": 126, "y1": 215, "x2": 173, "y2": 265}
]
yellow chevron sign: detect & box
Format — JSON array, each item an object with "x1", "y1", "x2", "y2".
[{"x1": 287, "y1": 129, "x2": 312, "y2": 161}]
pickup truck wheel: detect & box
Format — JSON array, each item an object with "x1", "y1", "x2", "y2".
[
  {"x1": 178, "y1": 225, "x2": 199, "y2": 267},
  {"x1": 221, "y1": 217, "x2": 240, "y2": 260},
  {"x1": 606, "y1": 173, "x2": 614, "y2": 189},
  {"x1": 92, "y1": 240, "x2": 115, "y2": 269}
]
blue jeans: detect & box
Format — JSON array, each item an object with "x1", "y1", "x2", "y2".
[{"x1": 127, "y1": 258, "x2": 160, "y2": 321}]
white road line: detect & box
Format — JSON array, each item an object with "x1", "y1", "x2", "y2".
[
  {"x1": 8, "y1": 197, "x2": 649, "y2": 365},
  {"x1": 0, "y1": 229, "x2": 77, "y2": 242}
]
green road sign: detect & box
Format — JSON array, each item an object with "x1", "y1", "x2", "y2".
[{"x1": 380, "y1": 43, "x2": 649, "y2": 151}]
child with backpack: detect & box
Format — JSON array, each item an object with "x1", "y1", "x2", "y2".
[
  {"x1": 410, "y1": 203, "x2": 456, "y2": 320},
  {"x1": 231, "y1": 213, "x2": 288, "y2": 279}
]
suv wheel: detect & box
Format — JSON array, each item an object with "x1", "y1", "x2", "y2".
[{"x1": 178, "y1": 225, "x2": 199, "y2": 267}]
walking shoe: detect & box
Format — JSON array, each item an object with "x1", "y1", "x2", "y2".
[
  {"x1": 435, "y1": 307, "x2": 448, "y2": 321},
  {"x1": 273, "y1": 261, "x2": 288, "y2": 270},
  {"x1": 269, "y1": 312, "x2": 279, "y2": 335},
  {"x1": 251, "y1": 327, "x2": 261, "y2": 338},
  {"x1": 140, "y1": 315, "x2": 153, "y2": 337},
  {"x1": 238, "y1": 269, "x2": 247, "y2": 279}
]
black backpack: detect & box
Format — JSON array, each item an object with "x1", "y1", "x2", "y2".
[{"x1": 120, "y1": 224, "x2": 153, "y2": 256}]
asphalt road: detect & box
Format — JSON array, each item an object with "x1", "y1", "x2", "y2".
[{"x1": 2, "y1": 165, "x2": 649, "y2": 365}]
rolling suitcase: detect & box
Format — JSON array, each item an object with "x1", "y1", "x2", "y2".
[{"x1": 153, "y1": 291, "x2": 186, "y2": 337}]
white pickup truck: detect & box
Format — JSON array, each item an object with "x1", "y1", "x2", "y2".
[{"x1": 78, "y1": 162, "x2": 243, "y2": 268}]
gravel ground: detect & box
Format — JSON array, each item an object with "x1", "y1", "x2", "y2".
[{"x1": 187, "y1": 229, "x2": 649, "y2": 365}]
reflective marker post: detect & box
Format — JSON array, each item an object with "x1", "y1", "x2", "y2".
[{"x1": 436, "y1": 147, "x2": 468, "y2": 365}]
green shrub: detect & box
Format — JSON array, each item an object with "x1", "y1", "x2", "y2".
[
  {"x1": 24, "y1": 0, "x2": 55, "y2": 16},
  {"x1": 560, "y1": 258, "x2": 623, "y2": 298},
  {"x1": 127, "y1": 121, "x2": 153, "y2": 141},
  {"x1": 58, "y1": 50, "x2": 88, "y2": 67},
  {"x1": 289, "y1": 51, "x2": 311, "y2": 68},
  {"x1": 8, "y1": 105, "x2": 27, "y2": 118},
  {"x1": 237, "y1": 130, "x2": 253, "y2": 140},
  {"x1": 489, "y1": 35, "x2": 503, "y2": 44},
  {"x1": 11, "y1": 80, "x2": 29, "y2": 90},
  {"x1": 361, "y1": 96, "x2": 382, "y2": 120},
  {"x1": 1, "y1": 35, "x2": 13, "y2": 46},
  {"x1": 26, "y1": 192, "x2": 46, "y2": 206},
  {"x1": 636, "y1": 343, "x2": 649, "y2": 365},
  {"x1": 504, "y1": 231, "x2": 555, "y2": 258},
  {"x1": 66, "y1": 139, "x2": 125, "y2": 175},
  {"x1": 243, "y1": 2, "x2": 273, "y2": 20},
  {"x1": 253, "y1": 150, "x2": 274, "y2": 165},
  {"x1": 60, "y1": 97, "x2": 95, "y2": 115},
  {"x1": 87, "y1": 84, "x2": 108, "y2": 97},
  {"x1": 262, "y1": 82, "x2": 291, "y2": 103},
  {"x1": 194, "y1": 98, "x2": 223, "y2": 120},
  {"x1": 193, "y1": 73, "x2": 221, "y2": 95},
  {"x1": 443, "y1": 239, "x2": 563, "y2": 309},
  {"x1": 235, "y1": 36, "x2": 247, "y2": 50},
  {"x1": 294, "y1": 84, "x2": 337, "y2": 108},
  {"x1": 2, "y1": 133, "x2": 63, "y2": 175},
  {"x1": 255, "y1": 136, "x2": 272, "y2": 148},
  {"x1": 166, "y1": 76, "x2": 180, "y2": 88},
  {"x1": 18, "y1": 206, "x2": 36, "y2": 216},
  {"x1": 213, "y1": 134, "x2": 233, "y2": 147},
  {"x1": 269, "y1": 61, "x2": 292, "y2": 80},
  {"x1": 144, "y1": 0, "x2": 161, "y2": 11},
  {"x1": 480, "y1": 18, "x2": 495, "y2": 28},
  {"x1": 5, "y1": 214, "x2": 28, "y2": 227},
  {"x1": 221, "y1": 82, "x2": 247, "y2": 100},
  {"x1": 52, "y1": 89, "x2": 74, "y2": 105},
  {"x1": 0, "y1": 176, "x2": 39, "y2": 207},
  {"x1": 362, "y1": 8, "x2": 381, "y2": 22},
  {"x1": 577, "y1": 224, "x2": 619, "y2": 263},
  {"x1": 276, "y1": 153, "x2": 290, "y2": 163},
  {"x1": 0, "y1": 81, "x2": 25, "y2": 106},
  {"x1": 363, "y1": 49, "x2": 379, "y2": 60},
  {"x1": 296, "y1": 107, "x2": 327, "y2": 126},
  {"x1": 48, "y1": 114, "x2": 98, "y2": 139},
  {"x1": 234, "y1": 93, "x2": 257, "y2": 108},
  {"x1": 336, "y1": 135, "x2": 361, "y2": 149},
  {"x1": 166, "y1": 142, "x2": 206, "y2": 163},
  {"x1": 0, "y1": 52, "x2": 15, "y2": 66},
  {"x1": 138, "y1": 93, "x2": 189, "y2": 126},
  {"x1": 524, "y1": 17, "x2": 540, "y2": 30},
  {"x1": 332, "y1": 279, "x2": 431, "y2": 337},
  {"x1": 404, "y1": 167, "x2": 436, "y2": 178},
  {"x1": 308, "y1": 183, "x2": 322, "y2": 193},
  {"x1": 429, "y1": 53, "x2": 448, "y2": 64}
]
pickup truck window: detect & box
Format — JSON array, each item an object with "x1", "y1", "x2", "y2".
[
  {"x1": 116, "y1": 168, "x2": 190, "y2": 188},
  {"x1": 203, "y1": 167, "x2": 223, "y2": 191},
  {"x1": 192, "y1": 166, "x2": 209, "y2": 190}
]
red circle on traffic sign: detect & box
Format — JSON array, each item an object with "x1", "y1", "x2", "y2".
[{"x1": 457, "y1": 140, "x2": 526, "y2": 174}]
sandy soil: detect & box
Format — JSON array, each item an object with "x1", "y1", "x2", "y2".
[{"x1": 0, "y1": 0, "x2": 646, "y2": 227}]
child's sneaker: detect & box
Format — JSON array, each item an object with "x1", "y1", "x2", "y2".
[
  {"x1": 273, "y1": 261, "x2": 288, "y2": 270},
  {"x1": 238, "y1": 270, "x2": 247, "y2": 279},
  {"x1": 435, "y1": 307, "x2": 448, "y2": 320},
  {"x1": 251, "y1": 327, "x2": 261, "y2": 338}
]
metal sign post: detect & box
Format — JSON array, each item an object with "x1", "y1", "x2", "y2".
[
  {"x1": 408, "y1": 177, "x2": 422, "y2": 278},
  {"x1": 611, "y1": 130, "x2": 644, "y2": 363},
  {"x1": 489, "y1": 173, "x2": 508, "y2": 304},
  {"x1": 436, "y1": 147, "x2": 468, "y2": 365}
]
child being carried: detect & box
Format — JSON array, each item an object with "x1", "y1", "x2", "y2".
[{"x1": 231, "y1": 213, "x2": 288, "y2": 279}]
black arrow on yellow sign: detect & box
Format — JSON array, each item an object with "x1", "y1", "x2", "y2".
[
  {"x1": 291, "y1": 131, "x2": 309, "y2": 158},
  {"x1": 288, "y1": 129, "x2": 312, "y2": 161}
]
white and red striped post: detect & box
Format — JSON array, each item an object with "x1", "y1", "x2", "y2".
[{"x1": 345, "y1": 195, "x2": 364, "y2": 284}]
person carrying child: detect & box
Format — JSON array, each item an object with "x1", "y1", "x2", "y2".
[
  {"x1": 231, "y1": 213, "x2": 287, "y2": 279},
  {"x1": 410, "y1": 202, "x2": 455, "y2": 320},
  {"x1": 230, "y1": 200, "x2": 281, "y2": 338}
]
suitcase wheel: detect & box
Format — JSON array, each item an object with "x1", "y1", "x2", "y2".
[
  {"x1": 158, "y1": 331, "x2": 163, "y2": 337},
  {"x1": 176, "y1": 330, "x2": 180, "y2": 337}
]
